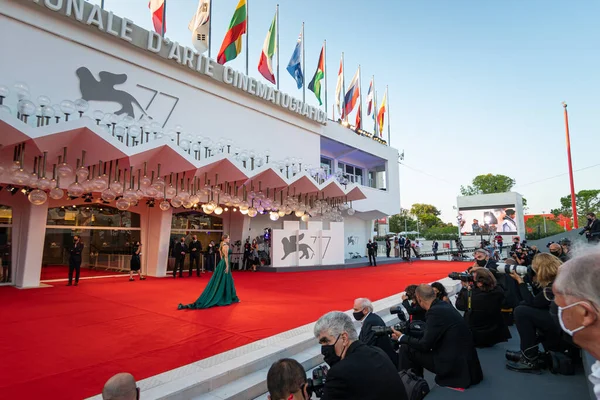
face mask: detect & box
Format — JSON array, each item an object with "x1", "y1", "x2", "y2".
[
  {"x1": 558, "y1": 302, "x2": 588, "y2": 336},
  {"x1": 353, "y1": 310, "x2": 365, "y2": 321},
  {"x1": 550, "y1": 251, "x2": 561, "y2": 257},
  {"x1": 321, "y1": 334, "x2": 342, "y2": 367},
  {"x1": 476, "y1": 259, "x2": 487, "y2": 267}
]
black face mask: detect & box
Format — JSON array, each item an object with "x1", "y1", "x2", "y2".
[
  {"x1": 321, "y1": 334, "x2": 343, "y2": 367},
  {"x1": 476, "y1": 259, "x2": 487, "y2": 267},
  {"x1": 353, "y1": 309, "x2": 365, "y2": 321},
  {"x1": 550, "y1": 250, "x2": 561, "y2": 257},
  {"x1": 588, "y1": 218, "x2": 593, "y2": 223}
]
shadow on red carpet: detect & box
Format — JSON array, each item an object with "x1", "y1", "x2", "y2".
[{"x1": 0, "y1": 260, "x2": 468, "y2": 400}]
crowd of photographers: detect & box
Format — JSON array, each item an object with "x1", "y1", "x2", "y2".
[{"x1": 264, "y1": 236, "x2": 600, "y2": 400}]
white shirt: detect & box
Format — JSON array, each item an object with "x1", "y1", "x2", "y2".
[
  {"x1": 360, "y1": 312, "x2": 371, "y2": 326},
  {"x1": 590, "y1": 360, "x2": 600, "y2": 399}
]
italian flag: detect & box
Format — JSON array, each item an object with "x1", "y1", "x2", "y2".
[
  {"x1": 308, "y1": 46, "x2": 325, "y2": 105},
  {"x1": 258, "y1": 12, "x2": 277, "y2": 84},
  {"x1": 217, "y1": 0, "x2": 247, "y2": 65}
]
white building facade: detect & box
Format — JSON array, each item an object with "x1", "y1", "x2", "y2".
[{"x1": 0, "y1": 0, "x2": 400, "y2": 287}]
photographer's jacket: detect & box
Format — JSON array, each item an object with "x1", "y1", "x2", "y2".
[
  {"x1": 322, "y1": 341, "x2": 407, "y2": 400},
  {"x1": 358, "y1": 313, "x2": 398, "y2": 366},
  {"x1": 399, "y1": 300, "x2": 483, "y2": 388}
]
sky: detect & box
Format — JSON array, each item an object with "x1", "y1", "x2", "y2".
[{"x1": 90, "y1": 0, "x2": 600, "y2": 223}]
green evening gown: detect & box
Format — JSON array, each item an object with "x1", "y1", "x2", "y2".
[{"x1": 178, "y1": 248, "x2": 240, "y2": 309}]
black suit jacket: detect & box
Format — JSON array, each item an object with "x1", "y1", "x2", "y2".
[
  {"x1": 189, "y1": 240, "x2": 202, "y2": 256},
  {"x1": 399, "y1": 299, "x2": 483, "y2": 388},
  {"x1": 69, "y1": 242, "x2": 84, "y2": 260},
  {"x1": 359, "y1": 313, "x2": 398, "y2": 366},
  {"x1": 455, "y1": 286, "x2": 511, "y2": 347},
  {"x1": 322, "y1": 341, "x2": 407, "y2": 400},
  {"x1": 174, "y1": 242, "x2": 188, "y2": 259},
  {"x1": 402, "y1": 299, "x2": 427, "y2": 322}
]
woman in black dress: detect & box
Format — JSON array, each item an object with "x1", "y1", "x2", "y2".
[{"x1": 129, "y1": 241, "x2": 146, "y2": 281}]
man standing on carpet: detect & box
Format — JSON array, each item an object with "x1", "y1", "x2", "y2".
[
  {"x1": 67, "y1": 235, "x2": 84, "y2": 286},
  {"x1": 173, "y1": 237, "x2": 188, "y2": 278},
  {"x1": 367, "y1": 239, "x2": 377, "y2": 266},
  {"x1": 189, "y1": 235, "x2": 202, "y2": 277}
]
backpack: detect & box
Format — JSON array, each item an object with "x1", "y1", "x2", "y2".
[
  {"x1": 549, "y1": 351, "x2": 575, "y2": 375},
  {"x1": 398, "y1": 369, "x2": 430, "y2": 400}
]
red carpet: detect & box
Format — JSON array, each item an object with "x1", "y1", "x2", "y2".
[
  {"x1": 40, "y1": 265, "x2": 127, "y2": 281},
  {"x1": 0, "y1": 260, "x2": 467, "y2": 400}
]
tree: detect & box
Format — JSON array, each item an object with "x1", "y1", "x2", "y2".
[
  {"x1": 525, "y1": 215, "x2": 565, "y2": 239},
  {"x1": 389, "y1": 209, "x2": 417, "y2": 233},
  {"x1": 409, "y1": 203, "x2": 442, "y2": 228},
  {"x1": 460, "y1": 174, "x2": 516, "y2": 196},
  {"x1": 550, "y1": 189, "x2": 600, "y2": 224}
]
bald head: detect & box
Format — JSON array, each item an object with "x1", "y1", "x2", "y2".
[{"x1": 102, "y1": 373, "x2": 138, "y2": 400}]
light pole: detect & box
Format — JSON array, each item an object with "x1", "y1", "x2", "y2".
[{"x1": 542, "y1": 211, "x2": 547, "y2": 234}]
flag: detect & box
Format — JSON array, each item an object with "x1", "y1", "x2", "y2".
[
  {"x1": 286, "y1": 31, "x2": 303, "y2": 89},
  {"x1": 355, "y1": 102, "x2": 362, "y2": 129},
  {"x1": 377, "y1": 89, "x2": 387, "y2": 136},
  {"x1": 335, "y1": 56, "x2": 344, "y2": 117},
  {"x1": 308, "y1": 46, "x2": 325, "y2": 105},
  {"x1": 258, "y1": 12, "x2": 277, "y2": 84},
  {"x1": 188, "y1": 0, "x2": 210, "y2": 53},
  {"x1": 217, "y1": 0, "x2": 247, "y2": 65},
  {"x1": 149, "y1": 0, "x2": 166, "y2": 34},
  {"x1": 366, "y1": 79, "x2": 374, "y2": 116},
  {"x1": 343, "y1": 68, "x2": 360, "y2": 117}
]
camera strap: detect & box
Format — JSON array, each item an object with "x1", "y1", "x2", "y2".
[{"x1": 468, "y1": 289, "x2": 472, "y2": 311}]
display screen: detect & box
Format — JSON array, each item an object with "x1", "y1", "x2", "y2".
[{"x1": 458, "y1": 206, "x2": 518, "y2": 235}]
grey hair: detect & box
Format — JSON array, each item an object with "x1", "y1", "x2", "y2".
[
  {"x1": 354, "y1": 298, "x2": 373, "y2": 312},
  {"x1": 554, "y1": 252, "x2": 600, "y2": 307},
  {"x1": 314, "y1": 311, "x2": 358, "y2": 341}
]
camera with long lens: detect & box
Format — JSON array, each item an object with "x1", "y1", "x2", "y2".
[
  {"x1": 448, "y1": 272, "x2": 474, "y2": 283},
  {"x1": 372, "y1": 306, "x2": 410, "y2": 336},
  {"x1": 491, "y1": 262, "x2": 533, "y2": 277},
  {"x1": 306, "y1": 365, "x2": 328, "y2": 398}
]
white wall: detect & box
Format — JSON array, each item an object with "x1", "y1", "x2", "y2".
[
  {"x1": 272, "y1": 221, "x2": 344, "y2": 267},
  {"x1": 343, "y1": 216, "x2": 372, "y2": 258}
]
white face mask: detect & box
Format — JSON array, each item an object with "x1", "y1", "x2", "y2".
[{"x1": 558, "y1": 301, "x2": 587, "y2": 336}]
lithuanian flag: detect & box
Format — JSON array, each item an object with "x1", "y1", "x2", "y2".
[
  {"x1": 217, "y1": 0, "x2": 247, "y2": 65},
  {"x1": 308, "y1": 46, "x2": 325, "y2": 105}
]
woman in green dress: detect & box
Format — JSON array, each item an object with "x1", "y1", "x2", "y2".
[{"x1": 178, "y1": 234, "x2": 240, "y2": 309}]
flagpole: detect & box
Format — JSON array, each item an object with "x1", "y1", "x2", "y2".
[
  {"x1": 302, "y1": 22, "x2": 305, "y2": 103},
  {"x1": 161, "y1": 0, "x2": 166, "y2": 37},
  {"x1": 358, "y1": 65, "x2": 363, "y2": 129},
  {"x1": 276, "y1": 4, "x2": 280, "y2": 89},
  {"x1": 324, "y1": 39, "x2": 328, "y2": 116},
  {"x1": 100, "y1": 0, "x2": 105, "y2": 9},
  {"x1": 386, "y1": 86, "x2": 391, "y2": 145},
  {"x1": 372, "y1": 75, "x2": 377, "y2": 135},
  {"x1": 208, "y1": 0, "x2": 213, "y2": 58},
  {"x1": 245, "y1": 0, "x2": 249, "y2": 75},
  {"x1": 342, "y1": 52, "x2": 346, "y2": 122}
]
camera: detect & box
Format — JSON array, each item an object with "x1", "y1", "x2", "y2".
[
  {"x1": 390, "y1": 305, "x2": 405, "y2": 315},
  {"x1": 448, "y1": 272, "x2": 474, "y2": 283},
  {"x1": 491, "y1": 262, "x2": 533, "y2": 277},
  {"x1": 546, "y1": 241, "x2": 555, "y2": 248},
  {"x1": 306, "y1": 365, "x2": 328, "y2": 398},
  {"x1": 372, "y1": 306, "x2": 414, "y2": 336}
]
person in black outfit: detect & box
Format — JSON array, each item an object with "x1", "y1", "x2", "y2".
[
  {"x1": 505, "y1": 253, "x2": 562, "y2": 372},
  {"x1": 393, "y1": 284, "x2": 483, "y2": 389},
  {"x1": 266, "y1": 358, "x2": 311, "y2": 400},
  {"x1": 189, "y1": 235, "x2": 202, "y2": 276},
  {"x1": 129, "y1": 241, "x2": 146, "y2": 281},
  {"x1": 402, "y1": 284, "x2": 427, "y2": 322},
  {"x1": 432, "y1": 240, "x2": 439, "y2": 260},
  {"x1": 472, "y1": 248, "x2": 520, "y2": 310},
  {"x1": 366, "y1": 239, "x2": 377, "y2": 266},
  {"x1": 455, "y1": 268, "x2": 510, "y2": 347},
  {"x1": 353, "y1": 298, "x2": 398, "y2": 366},
  {"x1": 385, "y1": 237, "x2": 391, "y2": 258},
  {"x1": 548, "y1": 242, "x2": 569, "y2": 262},
  {"x1": 581, "y1": 212, "x2": 600, "y2": 244},
  {"x1": 242, "y1": 239, "x2": 251, "y2": 270},
  {"x1": 67, "y1": 235, "x2": 84, "y2": 286},
  {"x1": 173, "y1": 237, "x2": 188, "y2": 278},
  {"x1": 206, "y1": 240, "x2": 216, "y2": 272},
  {"x1": 403, "y1": 238, "x2": 412, "y2": 261},
  {"x1": 314, "y1": 311, "x2": 407, "y2": 400},
  {"x1": 431, "y1": 282, "x2": 452, "y2": 304}
]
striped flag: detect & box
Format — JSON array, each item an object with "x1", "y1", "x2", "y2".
[
  {"x1": 377, "y1": 89, "x2": 387, "y2": 136},
  {"x1": 308, "y1": 46, "x2": 325, "y2": 105},
  {"x1": 217, "y1": 0, "x2": 247, "y2": 65},
  {"x1": 355, "y1": 102, "x2": 362, "y2": 129},
  {"x1": 343, "y1": 67, "x2": 360, "y2": 117},
  {"x1": 188, "y1": 0, "x2": 210, "y2": 54},
  {"x1": 286, "y1": 31, "x2": 303, "y2": 89},
  {"x1": 335, "y1": 55, "x2": 344, "y2": 117},
  {"x1": 258, "y1": 12, "x2": 277, "y2": 84},
  {"x1": 366, "y1": 79, "x2": 374, "y2": 116},
  {"x1": 149, "y1": 0, "x2": 166, "y2": 34}
]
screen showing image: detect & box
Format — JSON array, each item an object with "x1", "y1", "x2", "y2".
[{"x1": 458, "y1": 206, "x2": 518, "y2": 235}]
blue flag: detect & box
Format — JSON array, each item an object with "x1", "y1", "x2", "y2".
[{"x1": 286, "y1": 32, "x2": 303, "y2": 89}]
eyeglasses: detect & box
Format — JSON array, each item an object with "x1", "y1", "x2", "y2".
[{"x1": 543, "y1": 287, "x2": 555, "y2": 302}]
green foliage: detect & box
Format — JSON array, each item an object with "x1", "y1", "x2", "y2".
[
  {"x1": 525, "y1": 215, "x2": 565, "y2": 240},
  {"x1": 422, "y1": 225, "x2": 459, "y2": 240},
  {"x1": 460, "y1": 174, "x2": 516, "y2": 196},
  {"x1": 389, "y1": 209, "x2": 417, "y2": 233},
  {"x1": 551, "y1": 190, "x2": 600, "y2": 220},
  {"x1": 409, "y1": 203, "x2": 442, "y2": 228}
]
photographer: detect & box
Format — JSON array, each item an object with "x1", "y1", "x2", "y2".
[
  {"x1": 353, "y1": 298, "x2": 398, "y2": 366},
  {"x1": 393, "y1": 285, "x2": 483, "y2": 389},
  {"x1": 455, "y1": 269, "x2": 511, "y2": 347},
  {"x1": 505, "y1": 253, "x2": 563, "y2": 373},
  {"x1": 431, "y1": 282, "x2": 451, "y2": 304},
  {"x1": 314, "y1": 311, "x2": 407, "y2": 400},
  {"x1": 402, "y1": 285, "x2": 427, "y2": 322},
  {"x1": 267, "y1": 358, "x2": 311, "y2": 400},
  {"x1": 581, "y1": 212, "x2": 600, "y2": 244},
  {"x1": 549, "y1": 243, "x2": 569, "y2": 262},
  {"x1": 472, "y1": 248, "x2": 520, "y2": 310}
]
